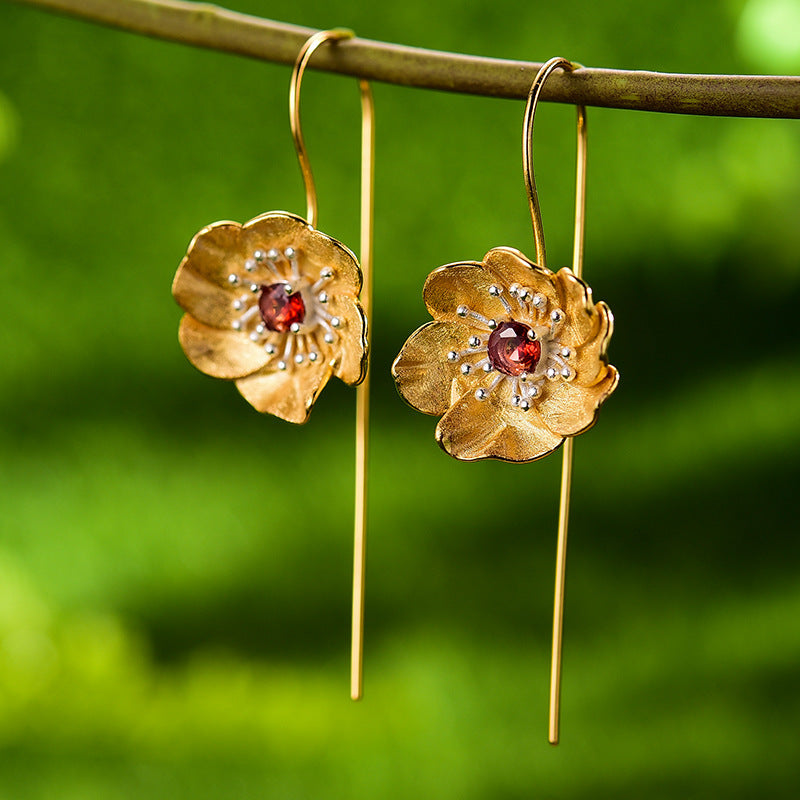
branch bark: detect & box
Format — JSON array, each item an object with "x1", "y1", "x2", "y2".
[{"x1": 13, "y1": 0, "x2": 800, "y2": 119}]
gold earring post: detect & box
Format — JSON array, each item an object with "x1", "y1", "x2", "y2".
[
  {"x1": 548, "y1": 105, "x2": 587, "y2": 746},
  {"x1": 289, "y1": 28, "x2": 354, "y2": 228},
  {"x1": 289, "y1": 29, "x2": 374, "y2": 700},
  {"x1": 351, "y1": 78, "x2": 374, "y2": 701},
  {"x1": 523, "y1": 57, "x2": 587, "y2": 745}
]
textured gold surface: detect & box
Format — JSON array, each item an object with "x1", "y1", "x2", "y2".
[
  {"x1": 392, "y1": 246, "x2": 618, "y2": 462},
  {"x1": 173, "y1": 210, "x2": 367, "y2": 424}
]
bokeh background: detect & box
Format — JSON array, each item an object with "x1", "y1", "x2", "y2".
[{"x1": 1, "y1": 0, "x2": 799, "y2": 796}]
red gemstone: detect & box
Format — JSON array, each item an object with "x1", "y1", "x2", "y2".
[
  {"x1": 258, "y1": 283, "x2": 306, "y2": 332},
  {"x1": 487, "y1": 321, "x2": 541, "y2": 376}
]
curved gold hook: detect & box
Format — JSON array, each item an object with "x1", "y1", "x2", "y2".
[
  {"x1": 289, "y1": 28, "x2": 355, "y2": 228},
  {"x1": 290, "y1": 29, "x2": 377, "y2": 703},
  {"x1": 522, "y1": 58, "x2": 588, "y2": 748},
  {"x1": 522, "y1": 57, "x2": 587, "y2": 278}
]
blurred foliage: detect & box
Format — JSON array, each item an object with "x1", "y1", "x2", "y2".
[{"x1": 1, "y1": 0, "x2": 799, "y2": 797}]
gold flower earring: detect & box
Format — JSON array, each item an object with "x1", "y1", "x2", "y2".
[
  {"x1": 172, "y1": 29, "x2": 375, "y2": 700},
  {"x1": 392, "y1": 58, "x2": 618, "y2": 743}
]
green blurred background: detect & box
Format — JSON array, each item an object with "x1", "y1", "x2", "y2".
[{"x1": 1, "y1": 0, "x2": 799, "y2": 796}]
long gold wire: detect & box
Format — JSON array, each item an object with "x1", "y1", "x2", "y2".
[
  {"x1": 289, "y1": 28, "x2": 354, "y2": 228},
  {"x1": 522, "y1": 57, "x2": 587, "y2": 745},
  {"x1": 351, "y1": 78, "x2": 374, "y2": 701},
  {"x1": 289, "y1": 29, "x2": 374, "y2": 700}
]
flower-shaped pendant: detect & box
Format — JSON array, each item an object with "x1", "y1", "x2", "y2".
[
  {"x1": 173, "y1": 211, "x2": 367, "y2": 423},
  {"x1": 392, "y1": 246, "x2": 618, "y2": 461}
]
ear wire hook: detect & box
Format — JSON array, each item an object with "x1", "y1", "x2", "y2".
[
  {"x1": 522, "y1": 57, "x2": 587, "y2": 746},
  {"x1": 289, "y1": 28, "x2": 355, "y2": 229},
  {"x1": 352, "y1": 75, "x2": 374, "y2": 703},
  {"x1": 289, "y1": 29, "x2": 375, "y2": 702}
]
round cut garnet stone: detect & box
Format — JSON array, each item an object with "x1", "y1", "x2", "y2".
[
  {"x1": 487, "y1": 321, "x2": 541, "y2": 376},
  {"x1": 258, "y1": 283, "x2": 306, "y2": 332}
]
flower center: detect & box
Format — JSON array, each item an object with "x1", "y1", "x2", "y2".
[
  {"x1": 258, "y1": 283, "x2": 306, "y2": 332},
  {"x1": 487, "y1": 321, "x2": 541, "y2": 376}
]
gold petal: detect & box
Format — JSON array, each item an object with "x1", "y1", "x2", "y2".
[
  {"x1": 483, "y1": 246, "x2": 553, "y2": 295},
  {"x1": 483, "y1": 247, "x2": 566, "y2": 331},
  {"x1": 179, "y1": 220, "x2": 245, "y2": 288},
  {"x1": 179, "y1": 315, "x2": 270, "y2": 379},
  {"x1": 571, "y1": 300, "x2": 615, "y2": 383},
  {"x1": 172, "y1": 264, "x2": 238, "y2": 328},
  {"x1": 300, "y1": 226, "x2": 363, "y2": 297},
  {"x1": 392, "y1": 321, "x2": 470, "y2": 416},
  {"x1": 553, "y1": 267, "x2": 598, "y2": 346},
  {"x1": 241, "y1": 211, "x2": 309, "y2": 257},
  {"x1": 435, "y1": 389, "x2": 564, "y2": 462},
  {"x1": 487, "y1": 407, "x2": 566, "y2": 461},
  {"x1": 235, "y1": 360, "x2": 334, "y2": 424},
  {"x1": 423, "y1": 262, "x2": 510, "y2": 324},
  {"x1": 239, "y1": 212, "x2": 362, "y2": 298},
  {"x1": 326, "y1": 295, "x2": 367, "y2": 386},
  {"x1": 435, "y1": 390, "x2": 505, "y2": 460},
  {"x1": 535, "y1": 365, "x2": 619, "y2": 438}
]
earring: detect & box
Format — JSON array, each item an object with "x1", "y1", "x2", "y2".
[
  {"x1": 392, "y1": 58, "x2": 618, "y2": 743},
  {"x1": 171, "y1": 29, "x2": 375, "y2": 700}
]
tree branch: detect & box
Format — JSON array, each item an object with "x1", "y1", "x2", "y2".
[{"x1": 14, "y1": 0, "x2": 800, "y2": 118}]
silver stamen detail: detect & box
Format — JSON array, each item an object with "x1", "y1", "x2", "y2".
[
  {"x1": 561, "y1": 347, "x2": 571, "y2": 358},
  {"x1": 290, "y1": 322, "x2": 301, "y2": 333},
  {"x1": 561, "y1": 367, "x2": 572, "y2": 379},
  {"x1": 330, "y1": 317, "x2": 341, "y2": 328},
  {"x1": 265, "y1": 343, "x2": 276, "y2": 355},
  {"x1": 309, "y1": 352, "x2": 318, "y2": 362},
  {"x1": 488, "y1": 285, "x2": 501, "y2": 296},
  {"x1": 249, "y1": 331, "x2": 260, "y2": 342},
  {"x1": 456, "y1": 305, "x2": 469, "y2": 317},
  {"x1": 249, "y1": 283, "x2": 259, "y2": 293},
  {"x1": 318, "y1": 291, "x2": 328, "y2": 304},
  {"x1": 227, "y1": 274, "x2": 239, "y2": 285},
  {"x1": 468, "y1": 335, "x2": 481, "y2": 347},
  {"x1": 324, "y1": 333, "x2": 335, "y2": 344},
  {"x1": 281, "y1": 333, "x2": 294, "y2": 361},
  {"x1": 254, "y1": 249, "x2": 266, "y2": 261},
  {"x1": 277, "y1": 361, "x2": 287, "y2": 371},
  {"x1": 245, "y1": 258, "x2": 257, "y2": 272},
  {"x1": 295, "y1": 353, "x2": 305, "y2": 364},
  {"x1": 509, "y1": 283, "x2": 520, "y2": 297},
  {"x1": 232, "y1": 299, "x2": 244, "y2": 311},
  {"x1": 267, "y1": 248, "x2": 279, "y2": 261},
  {"x1": 467, "y1": 310, "x2": 494, "y2": 329},
  {"x1": 520, "y1": 399, "x2": 530, "y2": 410},
  {"x1": 447, "y1": 351, "x2": 459, "y2": 362},
  {"x1": 460, "y1": 363, "x2": 472, "y2": 375},
  {"x1": 546, "y1": 367, "x2": 557, "y2": 379},
  {"x1": 312, "y1": 274, "x2": 332, "y2": 292},
  {"x1": 284, "y1": 247, "x2": 295, "y2": 259},
  {"x1": 527, "y1": 329, "x2": 537, "y2": 341},
  {"x1": 232, "y1": 321, "x2": 242, "y2": 331},
  {"x1": 532, "y1": 294, "x2": 545, "y2": 308},
  {"x1": 482, "y1": 363, "x2": 492, "y2": 373},
  {"x1": 551, "y1": 309, "x2": 564, "y2": 323},
  {"x1": 475, "y1": 388, "x2": 487, "y2": 400}
]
